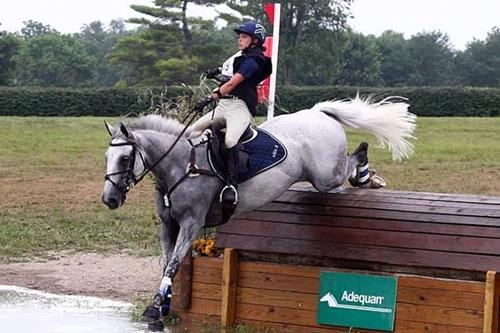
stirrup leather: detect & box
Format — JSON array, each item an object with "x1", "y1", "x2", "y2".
[{"x1": 219, "y1": 185, "x2": 238, "y2": 204}]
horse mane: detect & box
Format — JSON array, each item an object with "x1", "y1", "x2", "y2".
[{"x1": 126, "y1": 114, "x2": 186, "y2": 136}]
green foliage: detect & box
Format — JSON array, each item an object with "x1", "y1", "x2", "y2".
[
  {"x1": 406, "y1": 31, "x2": 458, "y2": 86},
  {"x1": 376, "y1": 31, "x2": 415, "y2": 86},
  {"x1": 20, "y1": 20, "x2": 55, "y2": 38},
  {"x1": 17, "y1": 33, "x2": 97, "y2": 87},
  {"x1": 0, "y1": 32, "x2": 21, "y2": 85},
  {"x1": 156, "y1": 56, "x2": 202, "y2": 85},
  {"x1": 456, "y1": 27, "x2": 500, "y2": 86},
  {"x1": 227, "y1": 0, "x2": 353, "y2": 85},
  {"x1": 1, "y1": 85, "x2": 499, "y2": 117},
  {"x1": 276, "y1": 86, "x2": 500, "y2": 117},
  {"x1": 76, "y1": 20, "x2": 127, "y2": 86},
  {"x1": 336, "y1": 32, "x2": 382, "y2": 86},
  {"x1": 0, "y1": 86, "x2": 186, "y2": 116}
]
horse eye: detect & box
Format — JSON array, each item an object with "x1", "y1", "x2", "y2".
[{"x1": 120, "y1": 155, "x2": 130, "y2": 163}]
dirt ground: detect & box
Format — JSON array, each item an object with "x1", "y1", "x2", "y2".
[{"x1": 0, "y1": 252, "x2": 162, "y2": 302}]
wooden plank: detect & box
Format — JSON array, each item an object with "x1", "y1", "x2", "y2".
[
  {"x1": 238, "y1": 284, "x2": 483, "y2": 312},
  {"x1": 237, "y1": 264, "x2": 484, "y2": 310},
  {"x1": 191, "y1": 282, "x2": 221, "y2": 301},
  {"x1": 240, "y1": 261, "x2": 485, "y2": 293},
  {"x1": 175, "y1": 251, "x2": 192, "y2": 309},
  {"x1": 281, "y1": 190, "x2": 500, "y2": 210},
  {"x1": 224, "y1": 219, "x2": 500, "y2": 255},
  {"x1": 398, "y1": 286, "x2": 484, "y2": 310},
  {"x1": 236, "y1": 318, "x2": 360, "y2": 333},
  {"x1": 181, "y1": 298, "x2": 221, "y2": 316},
  {"x1": 239, "y1": 261, "x2": 321, "y2": 279},
  {"x1": 218, "y1": 233, "x2": 500, "y2": 272},
  {"x1": 238, "y1": 270, "x2": 319, "y2": 294},
  {"x1": 287, "y1": 186, "x2": 500, "y2": 204},
  {"x1": 238, "y1": 286, "x2": 318, "y2": 311},
  {"x1": 193, "y1": 256, "x2": 223, "y2": 269},
  {"x1": 398, "y1": 275, "x2": 485, "y2": 294},
  {"x1": 277, "y1": 191, "x2": 500, "y2": 216},
  {"x1": 237, "y1": 318, "x2": 483, "y2": 333},
  {"x1": 483, "y1": 271, "x2": 500, "y2": 333},
  {"x1": 221, "y1": 248, "x2": 238, "y2": 328},
  {"x1": 252, "y1": 202, "x2": 500, "y2": 226},
  {"x1": 192, "y1": 266, "x2": 222, "y2": 285},
  {"x1": 396, "y1": 302, "x2": 483, "y2": 328},
  {"x1": 232, "y1": 210, "x2": 500, "y2": 238},
  {"x1": 235, "y1": 302, "x2": 483, "y2": 328}
]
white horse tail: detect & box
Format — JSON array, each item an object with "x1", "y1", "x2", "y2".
[{"x1": 311, "y1": 95, "x2": 417, "y2": 161}]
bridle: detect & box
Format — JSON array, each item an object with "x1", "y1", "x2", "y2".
[
  {"x1": 103, "y1": 106, "x2": 219, "y2": 204},
  {"x1": 104, "y1": 140, "x2": 148, "y2": 195}
]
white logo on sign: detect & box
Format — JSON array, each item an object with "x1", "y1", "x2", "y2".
[{"x1": 320, "y1": 292, "x2": 392, "y2": 313}]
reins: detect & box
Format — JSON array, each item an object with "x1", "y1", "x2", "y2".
[{"x1": 105, "y1": 106, "x2": 220, "y2": 206}]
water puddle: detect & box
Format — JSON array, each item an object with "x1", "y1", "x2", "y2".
[{"x1": 0, "y1": 285, "x2": 147, "y2": 333}]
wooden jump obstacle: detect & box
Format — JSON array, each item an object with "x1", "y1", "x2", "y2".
[{"x1": 172, "y1": 186, "x2": 500, "y2": 333}]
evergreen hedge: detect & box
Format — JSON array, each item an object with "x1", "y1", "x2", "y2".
[{"x1": 0, "y1": 86, "x2": 499, "y2": 117}]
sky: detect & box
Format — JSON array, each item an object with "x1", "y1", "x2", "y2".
[{"x1": 1, "y1": 0, "x2": 499, "y2": 50}]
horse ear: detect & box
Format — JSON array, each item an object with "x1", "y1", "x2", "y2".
[
  {"x1": 120, "y1": 122, "x2": 131, "y2": 138},
  {"x1": 104, "y1": 120, "x2": 115, "y2": 136}
]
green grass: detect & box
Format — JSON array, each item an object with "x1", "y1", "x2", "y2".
[{"x1": 0, "y1": 116, "x2": 499, "y2": 260}]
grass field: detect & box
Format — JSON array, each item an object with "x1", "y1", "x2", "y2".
[{"x1": 1, "y1": 116, "x2": 499, "y2": 260}]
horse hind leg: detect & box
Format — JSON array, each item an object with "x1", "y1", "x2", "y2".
[{"x1": 348, "y1": 142, "x2": 386, "y2": 189}]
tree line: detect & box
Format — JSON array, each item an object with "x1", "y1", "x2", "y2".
[{"x1": 1, "y1": 0, "x2": 499, "y2": 88}]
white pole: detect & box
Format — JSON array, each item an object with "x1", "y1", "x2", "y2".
[{"x1": 267, "y1": 3, "x2": 281, "y2": 120}]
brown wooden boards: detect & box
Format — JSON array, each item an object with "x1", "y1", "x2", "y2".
[{"x1": 218, "y1": 188, "x2": 500, "y2": 273}]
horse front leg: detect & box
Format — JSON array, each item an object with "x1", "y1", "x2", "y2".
[
  {"x1": 142, "y1": 216, "x2": 202, "y2": 329},
  {"x1": 141, "y1": 194, "x2": 179, "y2": 326}
]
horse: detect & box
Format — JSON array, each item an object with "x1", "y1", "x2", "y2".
[{"x1": 101, "y1": 95, "x2": 416, "y2": 330}]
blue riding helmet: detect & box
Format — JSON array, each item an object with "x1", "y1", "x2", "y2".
[{"x1": 234, "y1": 21, "x2": 266, "y2": 43}]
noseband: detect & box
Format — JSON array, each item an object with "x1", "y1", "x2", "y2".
[{"x1": 104, "y1": 140, "x2": 147, "y2": 195}]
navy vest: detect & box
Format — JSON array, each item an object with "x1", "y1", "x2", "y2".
[{"x1": 230, "y1": 47, "x2": 272, "y2": 115}]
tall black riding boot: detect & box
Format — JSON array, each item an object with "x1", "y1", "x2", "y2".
[{"x1": 220, "y1": 146, "x2": 239, "y2": 206}]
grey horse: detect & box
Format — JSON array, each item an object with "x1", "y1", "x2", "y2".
[{"x1": 101, "y1": 96, "x2": 416, "y2": 329}]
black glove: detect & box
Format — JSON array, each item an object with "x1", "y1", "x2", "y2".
[
  {"x1": 195, "y1": 96, "x2": 213, "y2": 113},
  {"x1": 204, "y1": 67, "x2": 221, "y2": 79}
]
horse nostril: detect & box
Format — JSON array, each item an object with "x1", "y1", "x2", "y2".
[
  {"x1": 103, "y1": 195, "x2": 119, "y2": 210},
  {"x1": 108, "y1": 198, "x2": 119, "y2": 209}
]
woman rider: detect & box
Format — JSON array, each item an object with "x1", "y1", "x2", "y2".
[{"x1": 189, "y1": 21, "x2": 272, "y2": 208}]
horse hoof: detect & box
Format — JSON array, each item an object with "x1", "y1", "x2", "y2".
[
  {"x1": 368, "y1": 171, "x2": 386, "y2": 189},
  {"x1": 141, "y1": 305, "x2": 160, "y2": 323},
  {"x1": 147, "y1": 320, "x2": 165, "y2": 332}
]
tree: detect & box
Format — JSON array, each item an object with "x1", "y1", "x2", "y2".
[
  {"x1": 0, "y1": 24, "x2": 21, "y2": 85},
  {"x1": 226, "y1": 0, "x2": 354, "y2": 85},
  {"x1": 108, "y1": 25, "x2": 185, "y2": 85},
  {"x1": 406, "y1": 31, "x2": 458, "y2": 86},
  {"x1": 77, "y1": 20, "x2": 128, "y2": 86},
  {"x1": 376, "y1": 30, "x2": 415, "y2": 86},
  {"x1": 336, "y1": 32, "x2": 382, "y2": 86},
  {"x1": 110, "y1": 0, "x2": 228, "y2": 85},
  {"x1": 17, "y1": 33, "x2": 97, "y2": 87},
  {"x1": 20, "y1": 20, "x2": 55, "y2": 38},
  {"x1": 130, "y1": 0, "x2": 225, "y2": 56},
  {"x1": 456, "y1": 27, "x2": 500, "y2": 86}
]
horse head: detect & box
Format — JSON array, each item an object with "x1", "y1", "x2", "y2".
[{"x1": 101, "y1": 121, "x2": 146, "y2": 210}]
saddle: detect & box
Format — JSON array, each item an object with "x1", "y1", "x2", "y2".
[
  {"x1": 199, "y1": 124, "x2": 287, "y2": 228},
  {"x1": 207, "y1": 124, "x2": 288, "y2": 183}
]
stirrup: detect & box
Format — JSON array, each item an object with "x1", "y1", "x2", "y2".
[{"x1": 219, "y1": 185, "x2": 238, "y2": 204}]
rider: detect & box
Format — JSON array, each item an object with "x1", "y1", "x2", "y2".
[{"x1": 190, "y1": 21, "x2": 272, "y2": 208}]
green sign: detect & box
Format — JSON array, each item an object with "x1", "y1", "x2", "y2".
[{"x1": 317, "y1": 272, "x2": 397, "y2": 331}]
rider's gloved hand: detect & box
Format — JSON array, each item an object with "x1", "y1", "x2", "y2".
[
  {"x1": 195, "y1": 96, "x2": 213, "y2": 113},
  {"x1": 204, "y1": 67, "x2": 221, "y2": 79}
]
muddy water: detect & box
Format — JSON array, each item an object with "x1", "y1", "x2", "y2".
[{"x1": 0, "y1": 285, "x2": 147, "y2": 333}]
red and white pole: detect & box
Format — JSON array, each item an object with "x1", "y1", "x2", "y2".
[{"x1": 263, "y1": 3, "x2": 281, "y2": 120}]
